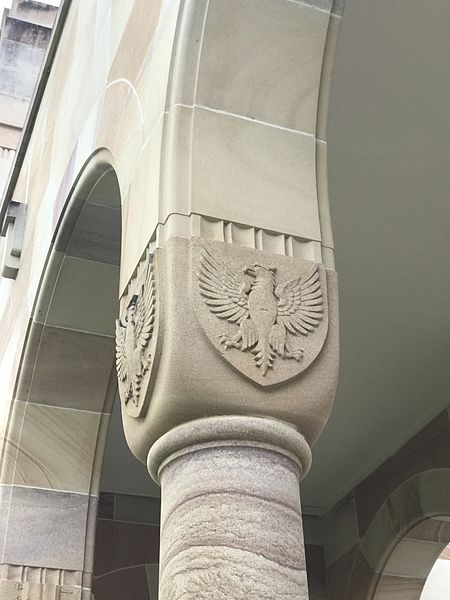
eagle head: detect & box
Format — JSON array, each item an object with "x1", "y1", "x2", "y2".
[
  {"x1": 125, "y1": 295, "x2": 138, "y2": 324},
  {"x1": 244, "y1": 264, "x2": 276, "y2": 279}
]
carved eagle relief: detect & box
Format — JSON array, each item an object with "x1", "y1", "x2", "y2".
[
  {"x1": 198, "y1": 247, "x2": 324, "y2": 376},
  {"x1": 116, "y1": 257, "x2": 156, "y2": 413}
]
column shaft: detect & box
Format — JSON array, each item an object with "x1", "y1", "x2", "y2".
[{"x1": 149, "y1": 416, "x2": 311, "y2": 600}]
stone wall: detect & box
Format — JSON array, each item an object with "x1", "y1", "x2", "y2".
[
  {"x1": 93, "y1": 492, "x2": 160, "y2": 600},
  {"x1": 324, "y1": 408, "x2": 450, "y2": 599}
]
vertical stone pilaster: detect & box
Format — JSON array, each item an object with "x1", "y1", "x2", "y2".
[{"x1": 148, "y1": 416, "x2": 312, "y2": 600}]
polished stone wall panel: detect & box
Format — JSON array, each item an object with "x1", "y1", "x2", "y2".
[
  {"x1": 305, "y1": 543, "x2": 328, "y2": 600},
  {"x1": 326, "y1": 544, "x2": 358, "y2": 600},
  {"x1": 382, "y1": 538, "x2": 442, "y2": 579},
  {"x1": 97, "y1": 491, "x2": 115, "y2": 520},
  {"x1": 114, "y1": 493, "x2": 161, "y2": 526},
  {"x1": 406, "y1": 517, "x2": 450, "y2": 544},
  {"x1": 419, "y1": 469, "x2": 450, "y2": 517},
  {"x1": 94, "y1": 519, "x2": 159, "y2": 577},
  {"x1": 93, "y1": 565, "x2": 150, "y2": 600}
]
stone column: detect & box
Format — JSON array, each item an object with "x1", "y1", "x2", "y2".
[
  {"x1": 116, "y1": 1, "x2": 347, "y2": 599},
  {"x1": 148, "y1": 416, "x2": 312, "y2": 600}
]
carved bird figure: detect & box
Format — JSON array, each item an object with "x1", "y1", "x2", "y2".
[
  {"x1": 199, "y1": 248, "x2": 323, "y2": 375},
  {"x1": 116, "y1": 259, "x2": 156, "y2": 406}
]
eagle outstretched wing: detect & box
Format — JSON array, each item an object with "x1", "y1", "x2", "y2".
[
  {"x1": 115, "y1": 257, "x2": 156, "y2": 392},
  {"x1": 134, "y1": 259, "x2": 156, "y2": 368},
  {"x1": 275, "y1": 264, "x2": 323, "y2": 335},
  {"x1": 115, "y1": 318, "x2": 127, "y2": 383},
  {"x1": 199, "y1": 247, "x2": 250, "y2": 323}
]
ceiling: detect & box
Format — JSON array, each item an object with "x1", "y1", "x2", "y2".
[
  {"x1": 302, "y1": 0, "x2": 450, "y2": 511},
  {"x1": 101, "y1": 0, "x2": 450, "y2": 512}
]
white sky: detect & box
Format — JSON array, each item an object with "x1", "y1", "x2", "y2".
[{"x1": 421, "y1": 558, "x2": 450, "y2": 600}]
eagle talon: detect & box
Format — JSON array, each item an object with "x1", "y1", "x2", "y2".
[
  {"x1": 285, "y1": 349, "x2": 304, "y2": 362},
  {"x1": 219, "y1": 334, "x2": 242, "y2": 350}
]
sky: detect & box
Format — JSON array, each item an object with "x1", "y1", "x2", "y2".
[{"x1": 421, "y1": 556, "x2": 450, "y2": 600}]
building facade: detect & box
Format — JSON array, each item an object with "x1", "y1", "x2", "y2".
[
  {"x1": 0, "y1": 0, "x2": 449, "y2": 599},
  {"x1": 0, "y1": 0, "x2": 57, "y2": 196}
]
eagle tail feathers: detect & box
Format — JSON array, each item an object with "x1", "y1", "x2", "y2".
[{"x1": 252, "y1": 338, "x2": 276, "y2": 376}]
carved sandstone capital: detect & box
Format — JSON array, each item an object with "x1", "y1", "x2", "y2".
[{"x1": 117, "y1": 237, "x2": 339, "y2": 464}]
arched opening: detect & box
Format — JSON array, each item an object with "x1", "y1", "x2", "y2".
[
  {"x1": 421, "y1": 544, "x2": 450, "y2": 599},
  {"x1": 0, "y1": 151, "x2": 129, "y2": 594},
  {"x1": 371, "y1": 470, "x2": 450, "y2": 600},
  {"x1": 92, "y1": 362, "x2": 161, "y2": 599},
  {"x1": 341, "y1": 469, "x2": 450, "y2": 600}
]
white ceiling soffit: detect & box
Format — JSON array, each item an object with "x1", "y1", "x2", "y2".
[{"x1": 302, "y1": 0, "x2": 450, "y2": 512}]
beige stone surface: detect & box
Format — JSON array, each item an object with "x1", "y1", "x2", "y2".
[
  {"x1": 122, "y1": 237, "x2": 339, "y2": 464},
  {"x1": 165, "y1": 0, "x2": 208, "y2": 108},
  {"x1": 5, "y1": 401, "x2": 101, "y2": 493},
  {"x1": 43, "y1": 256, "x2": 119, "y2": 337},
  {"x1": 316, "y1": 13, "x2": 342, "y2": 142},
  {"x1": 148, "y1": 415, "x2": 312, "y2": 482},
  {"x1": 193, "y1": 240, "x2": 328, "y2": 386},
  {"x1": 120, "y1": 116, "x2": 163, "y2": 289},
  {"x1": 190, "y1": 106, "x2": 321, "y2": 241},
  {"x1": 0, "y1": 563, "x2": 86, "y2": 600},
  {"x1": 197, "y1": 0, "x2": 330, "y2": 134},
  {"x1": 383, "y1": 538, "x2": 442, "y2": 579},
  {"x1": 154, "y1": 416, "x2": 309, "y2": 600},
  {"x1": 16, "y1": 325, "x2": 115, "y2": 412}
]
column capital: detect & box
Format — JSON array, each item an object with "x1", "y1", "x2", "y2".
[
  {"x1": 119, "y1": 238, "x2": 339, "y2": 465},
  {"x1": 147, "y1": 415, "x2": 312, "y2": 483}
]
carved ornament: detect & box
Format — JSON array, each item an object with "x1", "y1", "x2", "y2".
[
  {"x1": 194, "y1": 240, "x2": 328, "y2": 387},
  {"x1": 116, "y1": 250, "x2": 158, "y2": 417}
]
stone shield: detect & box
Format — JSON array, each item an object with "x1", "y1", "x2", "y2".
[
  {"x1": 116, "y1": 249, "x2": 162, "y2": 418},
  {"x1": 192, "y1": 239, "x2": 329, "y2": 388}
]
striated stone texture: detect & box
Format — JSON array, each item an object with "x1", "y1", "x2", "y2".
[{"x1": 150, "y1": 416, "x2": 310, "y2": 600}]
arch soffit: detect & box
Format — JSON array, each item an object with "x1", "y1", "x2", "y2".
[
  {"x1": 345, "y1": 469, "x2": 450, "y2": 600},
  {"x1": 2, "y1": 150, "x2": 122, "y2": 498}
]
